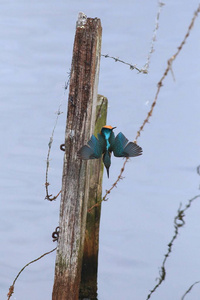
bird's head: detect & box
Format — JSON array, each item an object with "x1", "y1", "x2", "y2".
[{"x1": 101, "y1": 125, "x2": 116, "y2": 134}]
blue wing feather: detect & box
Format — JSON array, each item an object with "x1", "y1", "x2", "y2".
[
  {"x1": 123, "y1": 142, "x2": 142, "y2": 157},
  {"x1": 112, "y1": 132, "x2": 128, "y2": 157},
  {"x1": 78, "y1": 135, "x2": 103, "y2": 159},
  {"x1": 113, "y1": 132, "x2": 142, "y2": 157}
]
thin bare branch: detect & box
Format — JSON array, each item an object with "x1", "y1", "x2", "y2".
[
  {"x1": 181, "y1": 281, "x2": 200, "y2": 300},
  {"x1": 7, "y1": 247, "x2": 57, "y2": 300},
  {"x1": 45, "y1": 72, "x2": 70, "y2": 201},
  {"x1": 142, "y1": 1, "x2": 165, "y2": 72},
  {"x1": 146, "y1": 195, "x2": 200, "y2": 299}
]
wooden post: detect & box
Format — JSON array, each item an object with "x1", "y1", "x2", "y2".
[
  {"x1": 52, "y1": 13, "x2": 102, "y2": 300},
  {"x1": 79, "y1": 95, "x2": 108, "y2": 299}
]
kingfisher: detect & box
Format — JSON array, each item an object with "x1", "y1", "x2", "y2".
[{"x1": 78, "y1": 125, "x2": 142, "y2": 178}]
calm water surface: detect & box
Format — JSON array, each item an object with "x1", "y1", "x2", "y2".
[{"x1": 1, "y1": 1, "x2": 200, "y2": 299}]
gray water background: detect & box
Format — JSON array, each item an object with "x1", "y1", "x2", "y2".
[{"x1": 1, "y1": 1, "x2": 200, "y2": 299}]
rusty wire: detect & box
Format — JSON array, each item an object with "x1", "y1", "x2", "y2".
[{"x1": 89, "y1": 3, "x2": 200, "y2": 212}]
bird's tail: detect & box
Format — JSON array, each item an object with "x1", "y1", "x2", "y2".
[
  {"x1": 103, "y1": 151, "x2": 111, "y2": 178},
  {"x1": 106, "y1": 166, "x2": 109, "y2": 178}
]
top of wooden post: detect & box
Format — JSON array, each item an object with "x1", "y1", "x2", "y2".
[{"x1": 76, "y1": 12, "x2": 87, "y2": 28}]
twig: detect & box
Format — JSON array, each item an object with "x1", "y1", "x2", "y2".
[
  {"x1": 179, "y1": 165, "x2": 200, "y2": 300},
  {"x1": 45, "y1": 71, "x2": 71, "y2": 201},
  {"x1": 88, "y1": 3, "x2": 200, "y2": 212},
  {"x1": 146, "y1": 195, "x2": 200, "y2": 299},
  {"x1": 181, "y1": 281, "x2": 200, "y2": 300},
  {"x1": 147, "y1": 163, "x2": 200, "y2": 298},
  {"x1": 45, "y1": 103, "x2": 63, "y2": 201},
  {"x1": 7, "y1": 247, "x2": 57, "y2": 300},
  {"x1": 142, "y1": 1, "x2": 165, "y2": 72}
]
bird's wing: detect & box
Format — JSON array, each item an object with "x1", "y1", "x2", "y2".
[
  {"x1": 112, "y1": 132, "x2": 129, "y2": 157},
  {"x1": 113, "y1": 132, "x2": 142, "y2": 157},
  {"x1": 78, "y1": 135, "x2": 103, "y2": 159},
  {"x1": 123, "y1": 141, "x2": 143, "y2": 157}
]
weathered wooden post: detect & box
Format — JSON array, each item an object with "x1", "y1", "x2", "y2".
[
  {"x1": 79, "y1": 95, "x2": 107, "y2": 299},
  {"x1": 52, "y1": 13, "x2": 102, "y2": 300}
]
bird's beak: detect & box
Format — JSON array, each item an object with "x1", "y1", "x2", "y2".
[{"x1": 112, "y1": 127, "x2": 117, "y2": 130}]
